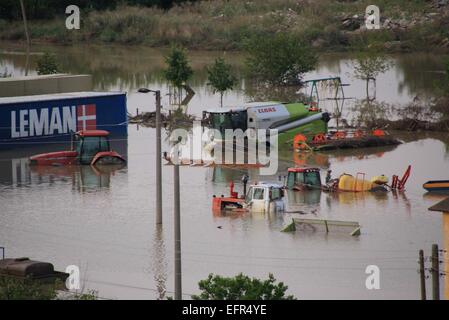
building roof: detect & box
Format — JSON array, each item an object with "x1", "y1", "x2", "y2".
[
  {"x1": 251, "y1": 182, "x2": 283, "y2": 188},
  {"x1": 428, "y1": 197, "x2": 449, "y2": 212}
]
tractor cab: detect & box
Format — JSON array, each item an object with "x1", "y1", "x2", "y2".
[
  {"x1": 245, "y1": 183, "x2": 285, "y2": 213},
  {"x1": 30, "y1": 130, "x2": 126, "y2": 166},
  {"x1": 202, "y1": 107, "x2": 248, "y2": 137},
  {"x1": 72, "y1": 130, "x2": 112, "y2": 164},
  {"x1": 287, "y1": 167, "x2": 322, "y2": 191}
]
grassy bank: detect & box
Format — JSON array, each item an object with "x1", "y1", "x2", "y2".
[{"x1": 1, "y1": 0, "x2": 449, "y2": 52}]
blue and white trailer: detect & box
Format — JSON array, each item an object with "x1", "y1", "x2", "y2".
[{"x1": 0, "y1": 92, "x2": 127, "y2": 149}]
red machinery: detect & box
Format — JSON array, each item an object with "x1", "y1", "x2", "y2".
[
  {"x1": 29, "y1": 130, "x2": 126, "y2": 166},
  {"x1": 212, "y1": 182, "x2": 246, "y2": 214}
]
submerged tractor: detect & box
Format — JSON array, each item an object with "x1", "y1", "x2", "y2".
[
  {"x1": 212, "y1": 181, "x2": 285, "y2": 214},
  {"x1": 29, "y1": 130, "x2": 126, "y2": 166},
  {"x1": 202, "y1": 101, "x2": 330, "y2": 146},
  {"x1": 286, "y1": 166, "x2": 411, "y2": 192}
]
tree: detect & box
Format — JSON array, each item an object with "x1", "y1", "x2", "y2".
[
  {"x1": 36, "y1": 52, "x2": 60, "y2": 75},
  {"x1": 192, "y1": 273, "x2": 296, "y2": 300},
  {"x1": 19, "y1": 0, "x2": 31, "y2": 75},
  {"x1": 163, "y1": 45, "x2": 193, "y2": 105},
  {"x1": 244, "y1": 33, "x2": 317, "y2": 86},
  {"x1": 351, "y1": 52, "x2": 392, "y2": 100},
  {"x1": 164, "y1": 45, "x2": 193, "y2": 89},
  {"x1": 207, "y1": 57, "x2": 237, "y2": 107}
]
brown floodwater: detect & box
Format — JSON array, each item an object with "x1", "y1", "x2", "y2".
[{"x1": 0, "y1": 43, "x2": 448, "y2": 299}]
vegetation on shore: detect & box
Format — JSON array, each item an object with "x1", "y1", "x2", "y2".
[
  {"x1": 1, "y1": 0, "x2": 449, "y2": 53},
  {"x1": 192, "y1": 273, "x2": 296, "y2": 300}
]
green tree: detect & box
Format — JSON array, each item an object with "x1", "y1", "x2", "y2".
[
  {"x1": 36, "y1": 52, "x2": 60, "y2": 75},
  {"x1": 163, "y1": 45, "x2": 193, "y2": 89},
  {"x1": 207, "y1": 57, "x2": 237, "y2": 107},
  {"x1": 351, "y1": 52, "x2": 392, "y2": 100},
  {"x1": 192, "y1": 273, "x2": 296, "y2": 300},
  {"x1": 244, "y1": 33, "x2": 317, "y2": 86}
]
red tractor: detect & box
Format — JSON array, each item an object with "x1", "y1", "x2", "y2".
[{"x1": 29, "y1": 130, "x2": 126, "y2": 166}]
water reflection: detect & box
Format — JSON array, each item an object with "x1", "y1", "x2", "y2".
[
  {"x1": 150, "y1": 225, "x2": 167, "y2": 300},
  {"x1": 1, "y1": 43, "x2": 447, "y2": 110}
]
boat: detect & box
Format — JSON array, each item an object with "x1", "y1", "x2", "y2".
[
  {"x1": 423, "y1": 180, "x2": 449, "y2": 193},
  {"x1": 293, "y1": 129, "x2": 401, "y2": 152}
]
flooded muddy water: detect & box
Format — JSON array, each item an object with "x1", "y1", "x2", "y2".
[{"x1": 0, "y1": 43, "x2": 448, "y2": 299}]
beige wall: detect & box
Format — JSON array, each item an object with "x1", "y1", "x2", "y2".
[{"x1": 0, "y1": 74, "x2": 93, "y2": 97}]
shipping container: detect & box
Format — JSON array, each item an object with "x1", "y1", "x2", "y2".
[{"x1": 0, "y1": 91, "x2": 127, "y2": 149}]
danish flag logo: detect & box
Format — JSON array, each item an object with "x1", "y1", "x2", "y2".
[{"x1": 77, "y1": 104, "x2": 96, "y2": 130}]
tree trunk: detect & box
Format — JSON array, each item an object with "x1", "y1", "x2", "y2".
[
  {"x1": 19, "y1": 0, "x2": 31, "y2": 76},
  {"x1": 220, "y1": 92, "x2": 223, "y2": 108}
]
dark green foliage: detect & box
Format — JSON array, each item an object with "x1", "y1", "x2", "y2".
[
  {"x1": 36, "y1": 52, "x2": 60, "y2": 75},
  {"x1": 244, "y1": 33, "x2": 318, "y2": 86},
  {"x1": 0, "y1": 276, "x2": 58, "y2": 300},
  {"x1": 207, "y1": 57, "x2": 237, "y2": 107},
  {"x1": 0, "y1": 0, "x2": 196, "y2": 20},
  {"x1": 163, "y1": 45, "x2": 193, "y2": 88},
  {"x1": 192, "y1": 273, "x2": 296, "y2": 300}
]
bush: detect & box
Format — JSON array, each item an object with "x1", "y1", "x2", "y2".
[
  {"x1": 36, "y1": 52, "x2": 60, "y2": 75},
  {"x1": 192, "y1": 273, "x2": 296, "y2": 300},
  {"x1": 0, "y1": 276, "x2": 58, "y2": 300},
  {"x1": 244, "y1": 33, "x2": 318, "y2": 86}
]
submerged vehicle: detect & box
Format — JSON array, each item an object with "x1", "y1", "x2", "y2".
[
  {"x1": 286, "y1": 166, "x2": 411, "y2": 192},
  {"x1": 423, "y1": 180, "x2": 449, "y2": 193},
  {"x1": 212, "y1": 181, "x2": 285, "y2": 214},
  {"x1": 29, "y1": 130, "x2": 126, "y2": 166},
  {"x1": 202, "y1": 101, "x2": 330, "y2": 146},
  {"x1": 286, "y1": 167, "x2": 322, "y2": 191}
]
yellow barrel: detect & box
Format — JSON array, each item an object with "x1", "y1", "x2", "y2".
[
  {"x1": 338, "y1": 174, "x2": 373, "y2": 192},
  {"x1": 370, "y1": 175, "x2": 388, "y2": 185}
]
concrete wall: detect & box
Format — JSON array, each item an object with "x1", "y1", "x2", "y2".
[{"x1": 0, "y1": 74, "x2": 93, "y2": 97}]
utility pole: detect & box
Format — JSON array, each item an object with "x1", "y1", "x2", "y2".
[
  {"x1": 419, "y1": 249, "x2": 426, "y2": 300},
  {"x1": 174, "y1": 161, "x2": 182, "y2": 300},
  {"x1": 431, "y1": 244, "x2": 440, "y2": 300},
  {"x1": 138, "y1": 88, "x2": 163, "y2": 225},
  {"x1": 155, "y1": 90, "x2": 162, "y2": 225}
]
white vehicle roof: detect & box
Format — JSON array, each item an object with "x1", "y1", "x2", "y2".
[
  {"x1": 205, "y1": 101, "x2": 281, "y2": 113},
  {"x1": 249, "y1": 182, "x2": 283, "y2": 189}
]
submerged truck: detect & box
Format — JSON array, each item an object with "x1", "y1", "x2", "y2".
[{"x1": 202, "y1": 101, "x2": 330, "y2": 147}]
